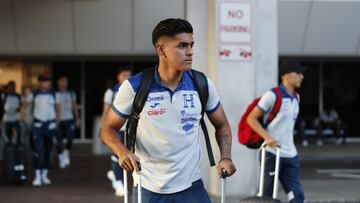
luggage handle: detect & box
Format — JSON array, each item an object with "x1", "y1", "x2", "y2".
[
  {"x1": 220, "y1": 169, "x2": 228, "y2": 203},
  {"x1": 257, "y1": 143, "x2": 281, "y2": 199},
  {"x1": 123, "y1": 161, "x2": 142, "y2": 203}
]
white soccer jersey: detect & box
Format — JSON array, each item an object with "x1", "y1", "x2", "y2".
[
  {"x1": 257, "y1": 85, "x2": 299, "y2": 158},
  {"x1": 32, "y1": 91, "x2": 57, "y2": 122},
  {"x1": 2, "y1": 93, "x2": 21, "y2": 122},
  {"x1": 103, "y1": 89, "x2": 114, "y2": 105},
  {"x1": 22, "y1": 93, "x2": 33, "y2": 124},
  {"x1": 112, "y1": 67, "x2": 220, "y2": 194},
  {"x1": 56, "y1": 91, "x2": 76, "y2": 121}
]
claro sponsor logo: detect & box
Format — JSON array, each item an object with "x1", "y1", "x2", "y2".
[{"x1": 148, "y1": 108, "x2": 166, "y2": 116}]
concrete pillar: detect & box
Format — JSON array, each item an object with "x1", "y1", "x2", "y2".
[{"x1": 186, "y1": 0, "x2": 278, "y2": 197}]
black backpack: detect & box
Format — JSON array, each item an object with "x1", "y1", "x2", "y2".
[{"x1": 124, "y1": 68, "x2": 216, "y2": 167}]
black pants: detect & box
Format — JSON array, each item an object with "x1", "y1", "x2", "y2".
[{"x1": 4, "y1": 121, "x2": 21, "y2": 144}]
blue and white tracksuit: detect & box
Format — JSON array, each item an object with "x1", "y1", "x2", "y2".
[
  {"x1": 104, "y1": 84, "x2": 125, "y2": 182},
  {"x1": 32, "y1": 91, "x2": 58, "y2": 170},
  {"x1": 257, "y1": 85, "x2": 305, "y2": 203},
  {"x1": 55, "y1": 91, "x2": 77, "y2": 151}
]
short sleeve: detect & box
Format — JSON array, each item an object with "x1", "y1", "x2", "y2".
[
  {"x1": 205, "y1": 77, "x2": 221, "y2": 114},
  {"x1": 257, "y1": 91, "x2": 276, "y2": 113},
  {"x1": 71, "y1": 92, "x2": 77, "y2": 102},
  {"x1": 22, "y1": 93, "x2": 33, "y2": 104},
  {"x1": 55, "y1": 92, "x2": 61, "y2": 104},
  {"x1": 112, "y1": 80, "x2": 135, "y2": 119},
  {"x1": 103, "y1": 89, "x2": 114, "y2": 105},
  {"x1": 27, "y1": 93, "x2": 33, "y2": 103}
]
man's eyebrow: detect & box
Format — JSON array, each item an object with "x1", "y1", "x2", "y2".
[{"x1": 178, "y1": 41, "x2": 195, "y2": 46}]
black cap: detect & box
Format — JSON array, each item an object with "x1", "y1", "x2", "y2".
[
  {"x1": 38, "y1": 72, "x2": 51, "y2": 81},
  {"x1": 279, "y1": 61, "x2": 307, "y2": 76}
]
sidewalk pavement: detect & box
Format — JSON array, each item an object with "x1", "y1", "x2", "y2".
[{"x1": 0, "y1": 142, "x2": 359, "y2": 203}]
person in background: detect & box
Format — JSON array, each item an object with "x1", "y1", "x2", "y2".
[
  {"x1": 20, "y1": 85, "x2": 33, "y2": 148},
  {"x1": 315, "y1": 107, "x2": 343, "y2": 146},
  {"x1": 101, "y1": 67, "x2": 132, "y2": 197},
  {"x1": 55, "y1": 76, "x2": 80, "y2": 169},
  {"x1": 31, "y1": 73, "x2": 59, "y2": 186},
  {"x1": 1, "y1": 81, "x2": 22, "y2": 144},
  {"x1": 247, "y1": 61, "x2": 306, "y2": 203}
]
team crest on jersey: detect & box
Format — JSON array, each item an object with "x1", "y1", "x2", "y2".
[{"x1": 182, "y1": 94, "x2": 195, "y2": 108}]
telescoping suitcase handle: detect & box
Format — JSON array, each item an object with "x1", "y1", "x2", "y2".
[
  {"x1": 257, "y1": 144, "x2": 281, "y2": 199},
  {"x1": 124, "y1": 161, "x2": 142, "y2": 203},
  {"x1": 220, "y1": 169, "x2": 228, "y2": 203}
]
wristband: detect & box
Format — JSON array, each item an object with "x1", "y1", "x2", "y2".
[{"x1": 219, "y1": 158, "x2": 232, "y2": 163}]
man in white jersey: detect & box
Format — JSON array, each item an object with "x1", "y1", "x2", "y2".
[
  {"x1": 101, "y1": 18, "x2": 236, "y2": 202},
  {"x1": 101, "y1": 68, "x2": 132, "y2": 197},
  {"x1": 1, "y1": 81, "x2": 22, "y2": 144},
  {"x1": 247, "y1": 61, "x2": 306, "y2": 203},
  {"x1": 31, "y1": 73, "x2": 59, "y2": 186},
  {"x1": 55, "y1": 76, "x2": 80, "y2": 169}
]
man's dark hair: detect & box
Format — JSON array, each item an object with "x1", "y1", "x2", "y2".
[
  {"x1": 116, "y1": 66, "x2": 132, "y2": 75},
  {"x1": 7, "y1": 81, "x2": 15, "y2": 87},
  {"x1": 152, "y1": 18, "x2": 193, "y2": 46}
]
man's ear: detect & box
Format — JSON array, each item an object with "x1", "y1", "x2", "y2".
[{"x1": 156, "y1": 44, "x2": 167, "y2": 58}]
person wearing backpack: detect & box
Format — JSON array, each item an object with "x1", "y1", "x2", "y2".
[
  {"x1": 1, "y1": 81, "x2": 22, "y2": 144},
  {"x1": 101, "y1": 18, "x2": 236, "y2": 203},
  {"x1": 101, "y1": 68, "x2": 132, "y2": 197},
  {"x1": 247, "y1": 61, "x2": 306, "y2": 203},
  {"x1": 55, "y1": 76, "x2": 80, "y2": 169},
  {"x1": 31, "y1": 72, "x2": 59, "y2": 186}
]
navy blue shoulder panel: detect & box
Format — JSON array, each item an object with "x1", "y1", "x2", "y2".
[{"x1": 127, "y1": 72, "x2": 144, "y2": 93}]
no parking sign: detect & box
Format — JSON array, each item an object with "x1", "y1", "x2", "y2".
[{"x1": 218, "y1": 1, "x2": 252, "y2": 61}]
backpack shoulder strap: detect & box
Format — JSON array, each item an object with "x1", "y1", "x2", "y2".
[
  {"x1": 191, "y1": 69, "x2": 209, "y2": 116},
  {"x1": 191, "y1": 69, "x2": 215, "y2": 167},
  {"x1": 132, "y1": 68, "x2": 155, "y2": 117},
  {"x1": 125, "y1": 68, "x2": 154, "y2": 152},
  {"x1": 265, "y1": 87, "x2": 282, "y2": 126},
  {"x1": 3, "y1": 93, "x2": 8, "y2": 103}
]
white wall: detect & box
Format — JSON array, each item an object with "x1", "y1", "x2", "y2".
[
  {"x1": 0, "y1": 0, "x2": 17, "y2": 53},
  {"x1": 278, "y1": 0, "x2": 360, "y2": 56},
  {"x1": 13, "y1": 0, "x2": 74, "y2": 54},
  {"x1": 74, "y1": 0, "x2": 133, "y2": 54},
  {"x1": 133, "y1": 0, "x2": 184, "y2": 54},
  {"x1": 0, "y1": 0, "x2": 185, "y2": 55}
]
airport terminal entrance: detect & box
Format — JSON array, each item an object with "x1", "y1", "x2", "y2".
[
  {"x1": 0, "y1": 57, "x2": 157, "y2": 143},
  {"x1": 281, "y1": 58, "x2": 360, "y2": 139}
]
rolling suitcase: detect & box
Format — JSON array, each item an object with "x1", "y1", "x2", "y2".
[
  {"x1": 240, "y1": 145, "x2": 281, "y2": 203},
  {"x1": 3, "y1": 142, "x2": 28, "y2": 184}
]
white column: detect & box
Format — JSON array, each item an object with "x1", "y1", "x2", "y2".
[{"x1": 186, "y1": 0, "x2": 278, "y2": 197}]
